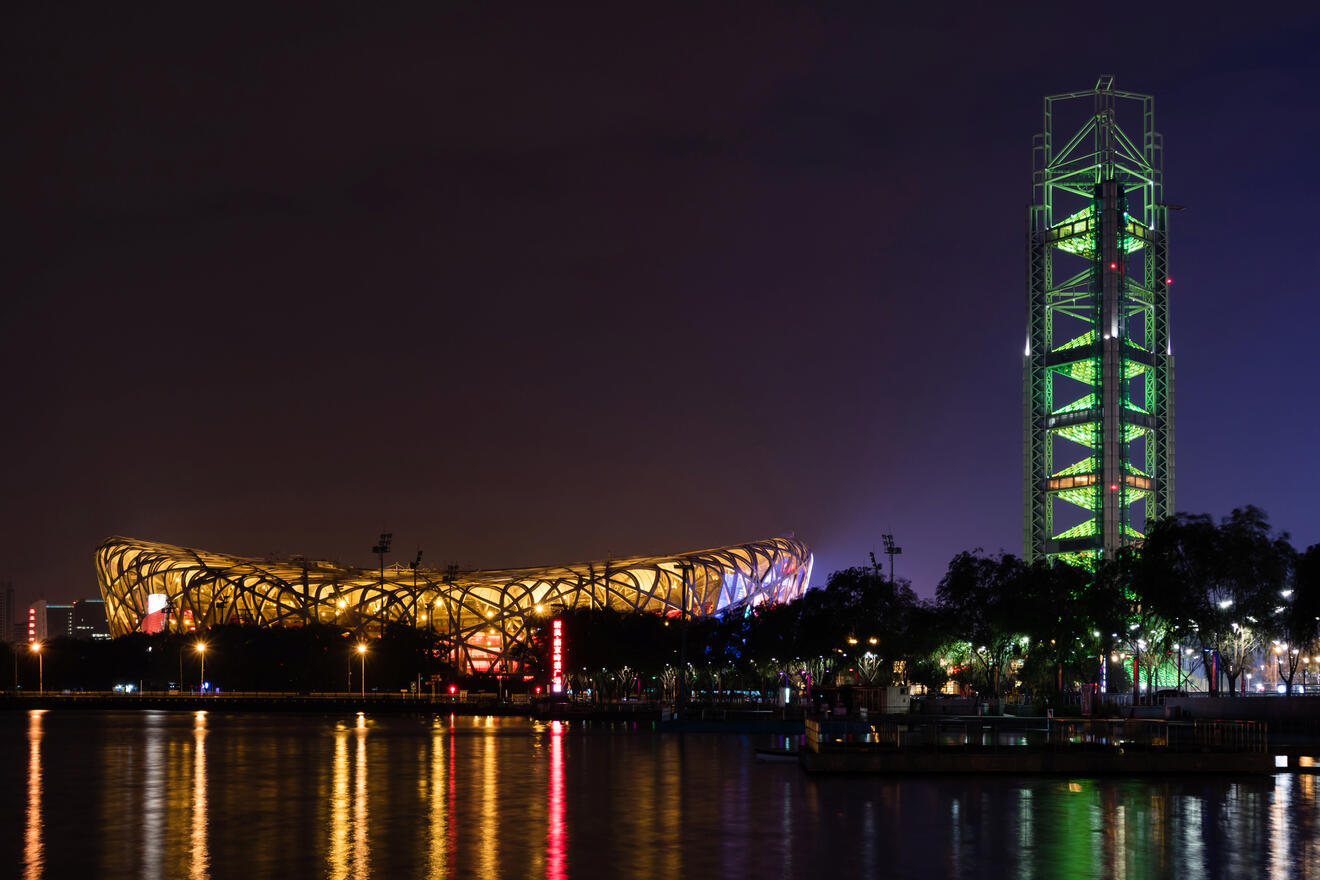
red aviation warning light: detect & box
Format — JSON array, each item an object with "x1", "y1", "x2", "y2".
[{"x1": 551, "y1": 618, "x2": 564, "y2": 694}]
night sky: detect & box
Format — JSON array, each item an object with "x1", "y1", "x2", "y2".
[{"x1": 5, "y1": 5, "x2": 1319, "y2": 609}]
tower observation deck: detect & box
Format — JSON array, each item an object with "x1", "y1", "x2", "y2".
[{"x1": 1024, "y1": 76, "x2": 1174, "y2": 566}]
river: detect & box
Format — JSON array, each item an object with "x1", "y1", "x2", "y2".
[{"x1": 0, "y1": 710, "x2": 1313, "y2": 878}]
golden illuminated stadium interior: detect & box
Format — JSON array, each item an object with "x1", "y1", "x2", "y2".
[{"x1": 94, "y1": 536, "x2": 813, "y2": 673}]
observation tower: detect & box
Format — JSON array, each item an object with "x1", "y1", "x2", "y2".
[{"x1": 1024, "y1": 76, "x2": 1174, "y2": 566}]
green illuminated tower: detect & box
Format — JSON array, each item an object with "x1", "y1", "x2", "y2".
[{"x1": 1024, "y1": 76, "x2": 1174, "y2": 566}]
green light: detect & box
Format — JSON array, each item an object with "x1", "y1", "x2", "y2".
[{"x1": 1025, "y1": 78, "x2": 1174, "y2": 566}]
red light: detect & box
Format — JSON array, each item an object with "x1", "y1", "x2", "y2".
[
  {"x1": 1109, "y1": 484, "x2": 1118, "y2": 491},
  {"x1": 1165, "y1": 278, "x2": 1173, "y2": 284},
  {"x1": 448, "y1": 684, "x2": 457, "y2": 694},
  {"x1": 1109, "y1": 262, "x2": 1117, "y2": 270},
  {"x1": 535, "y1": 686, "x2": 542, "y2": 694}
]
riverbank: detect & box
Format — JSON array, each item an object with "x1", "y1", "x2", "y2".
[
  {"x1": 0, "y1": 692, "x2": 805, "y2": 728},
  {"x1": 800, "y1": 747, "x2": 1277, "y2": 774}
]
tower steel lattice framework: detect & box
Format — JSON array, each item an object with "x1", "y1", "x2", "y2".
[{"x1": 1024, "y1": 76, "x2": 1174, "y2": 566}]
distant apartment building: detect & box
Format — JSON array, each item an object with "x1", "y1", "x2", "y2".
[
  {"x1": 73, "y1": 598, "x2": 111, "y2": 640},
  {"x1": 27, "y1": 600, "x2": 75, "y2": 643},
  {"x1": 0, "y1": 582, "x2": 13, "y2": 643}
]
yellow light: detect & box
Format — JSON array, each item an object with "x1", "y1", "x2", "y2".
[
  {"x1": 535, "y1": 604, "x2": 544, "y2": 613},
  {"x1": 356, "y1": 643, "x2": 367, "y2": 655},
  {"x1": 30, "y1": 642, "x2": 42, "y2": 653},
  {"x1": 868, "y1": 637, "x2": 877, "y2": 645},
  {"x1": 195, "y1": 643, "x2": 207, "y2": 654},
  {"x1": 337, "y1": 599, "x2": 347, "y2": 610}
]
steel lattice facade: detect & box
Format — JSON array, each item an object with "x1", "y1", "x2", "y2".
[
  {"x1": 94, "y1": 536, "x2": 812, "y2": 673},
  {"x1": 1024, "y1": 76, "x2": 1174, "y2": 566}
]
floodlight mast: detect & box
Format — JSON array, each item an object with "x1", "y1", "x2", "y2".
[
  {"x1": 881, "y1": 534, "x2": 902, "y2": 583},
  {"x1": 1024, "y1": 76, "x2": 1174, "y2": 567},
  {"x1": 372, "y1": 532, "x2": 392, "y2": 587},
  {"x1": 410, "y1": 549, "x2": 423, "y2": 626}
]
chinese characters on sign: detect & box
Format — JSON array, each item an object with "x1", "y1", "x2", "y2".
[{"x1": 551, "y1": 619, "x2": 564, "y2": 694}]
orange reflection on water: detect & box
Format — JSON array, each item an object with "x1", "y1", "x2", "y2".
[
  {"x1": 328, "y1": 716, "x2": 371, "y2": 879},
  {"x1": 191, "y1": 711, "x2": 209, "y2": 880},
  {"x1": 354, "y1": 716, "x2": 369, "y2": 880},
  {"x1": 143, "y1": 712, "x2": 164, "y2": 880},
  {"x1": 428, "y1": 722, "x2": 447, "y2": 878},
  {"x1": 547, "y1": 721, "x2": 565, "y2": 880},
  {"x1": 329, "y1": 726, "x2": 350, "y2": 880},
  {"x1": 480, "y1": 719, "x2": 499, "y2": 878},
  {"x1": 23, "y1": 709, "x2": 44, "y2": 880}
]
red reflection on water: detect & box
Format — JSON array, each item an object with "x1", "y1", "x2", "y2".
[
  {"x1": 547, "y1": 721, "x2": 566, "y2": 880},
  {"x1": 448, "y1": 718, "x2": 457, "y2": 868}
]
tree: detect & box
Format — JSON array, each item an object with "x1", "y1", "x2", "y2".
[
  {"x1": 936, "y1": 551, "x2": 1027, "y2": 697},
  {"x1": 1275, "y1": 544, "x2": 1320, "y2": 694},
  {"x1": 1138, "y1": 507, "x2": 1293, "y2": 695}
]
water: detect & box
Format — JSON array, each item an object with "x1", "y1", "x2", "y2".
[{"x1": 2, "y1": 709, "x2": 1316, "y2": 879}]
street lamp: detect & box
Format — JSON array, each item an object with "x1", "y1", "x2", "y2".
[
  {"x1": 196, "y1": 642, "x2": 207, "y2": 694},
  {"x1": 31, "y1": 642, "x2": 43, "y2": 695},
  {"x1": 357, "y1": 643, "x2": 368, "y2": 698}
]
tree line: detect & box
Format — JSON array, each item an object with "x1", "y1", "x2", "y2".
[
  {"x1": 539, "y1": 506, "x2": 1320, "y2": 701},
  {"x1": 4, "y1": 506, "x2": 1316, "y2": 700}
]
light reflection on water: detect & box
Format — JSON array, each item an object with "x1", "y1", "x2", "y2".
[
  {"x1": 190, "y1": 711, "x2": 207, "y2": 880},
  {"x1": 5, "y1": 711, "x2": 1320, "y2": 878},
  {"x1": 23, "y1": 709, "x2": 43, "y2": 880}
]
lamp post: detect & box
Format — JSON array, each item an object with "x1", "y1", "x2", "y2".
[
  {"x1": 357, "y1": 643, "x2": 368, "y2": 698},
  {"x1": 196, "y1": 642, "x2": 207, "y2": 694},
  {"x1": 31, "y1": 642, "x2": 43, "y2": 695}
]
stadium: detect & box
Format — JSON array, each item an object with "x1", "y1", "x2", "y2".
[{"x1": 94, "y1": 536, "x2": 813, "y2": 673}]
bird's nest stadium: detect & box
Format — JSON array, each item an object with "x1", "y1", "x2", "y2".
[{"x1": 94, "y1": 536, "x2": 813, "y2": 673}]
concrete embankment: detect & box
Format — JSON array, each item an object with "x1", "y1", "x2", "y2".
[
  {"x1": 800, "y1": 748, "x2": 1275, "y2": 774},
  {"x1": 0, "y1": 694, "x2": 800, "y2": 728},
  {"x1": 0, "y1": 693, "x2": 534, "y2": 715}
]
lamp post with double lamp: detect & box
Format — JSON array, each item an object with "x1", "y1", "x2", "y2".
[
  {"x1": 357, "y1": 643, "x2": 368, "y2": 698},
  {"x1": 196, "y1": 642, "x2": 207, "y2": 694},
  {"x1": 30, "y1": 642, "x2": 43, "y2": 695}
]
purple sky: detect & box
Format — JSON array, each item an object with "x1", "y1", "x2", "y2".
[{"x1": 4, "y1": 5, "x2": 1319, "y2": 609}]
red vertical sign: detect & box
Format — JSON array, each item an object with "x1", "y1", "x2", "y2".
[{"x1": 551, "y1": 619, "x2": 564, "y2": 694}]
